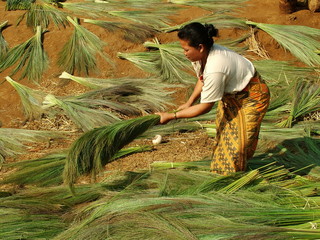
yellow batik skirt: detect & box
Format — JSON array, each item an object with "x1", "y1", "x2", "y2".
[{"x1": 211, "y1": 73, "x2": 270, "y2": 175}]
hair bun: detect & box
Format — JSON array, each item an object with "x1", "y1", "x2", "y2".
[{"x1": 204, "y1": 24, "x2": 218, "y2": 38}]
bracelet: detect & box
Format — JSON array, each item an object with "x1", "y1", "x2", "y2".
[{"x1": 174, "y1": 112, "x2": 177, "y2": 120}]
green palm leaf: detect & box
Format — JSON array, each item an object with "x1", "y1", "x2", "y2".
[
  {"x1": 63, "y1": 114, "x2": 160, "y2": 188},
  {"x1": 5, "y1": 0, "x2": 34, "y2": 10},
  {"x1": 57, "y1": 16, "x2": 112, "y2": 75},
  {"x1": 5, "y1": 76, "x2": 46, "y2": 120},
  {"x1": 0, "y1": 26, "x2": 49, "y2": 83},
  {"x1": 246, "y1": 21, "x2": 320, "y2": 66},
  {"x1": 0, "y1": 21, "x2": 9, "y2": 60}
]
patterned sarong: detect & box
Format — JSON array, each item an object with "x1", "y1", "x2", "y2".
[{"x1": 211, "y1": 72, "x2": 270, "y2": 175}]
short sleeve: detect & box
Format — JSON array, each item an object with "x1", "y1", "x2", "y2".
[{"x1": 200, "y1": 72, "x2": 227, "y2": 103}]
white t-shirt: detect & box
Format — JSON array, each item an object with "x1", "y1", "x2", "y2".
[{"x1": 191, "y1": 44, "x2": 255, "y2": 103}]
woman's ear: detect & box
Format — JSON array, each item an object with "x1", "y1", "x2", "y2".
[{"x1": 198, "y1": 44, "x2": 205, "y2": 53}]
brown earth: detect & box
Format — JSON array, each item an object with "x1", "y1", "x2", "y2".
[{"x1": 0, "y1": 0, "x2": 320, "y2": 175}]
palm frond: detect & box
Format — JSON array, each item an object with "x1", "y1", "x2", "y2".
[
  {"x1": 276, "y1": 80, "x2": 320, "y2": 128},
  {"x1": 108, "y1": 10, "x2": 172, "y2": 30},
  {"x1": 162, "y1": 14, "x2": 248, "y2": 33},
  {"x1": 0, "y1": 26, "x2": 48, "y2": 83},
  {"x1": 42, "y1": 94, "x2": 120, "y2": 131},
  {"x1": 0, "y1": 128, "x2": 65, "y2": 163},
  {"x1": 246, "y1": 21, "x2": 320, "y2": 66},
  {"x1": 63, "y1": 114, "x2": 160, "y2": 188},
  {"x1": 84, "y1": 19, "x2": 157, "y2": 43},
  {"x1": 61, "y1": 2, "x2": 118, "y2": 17},
  {"x1": 0, "y1": 21, "x2": 9, "y2": 60},
  {"x1": 168, "y1": 0, "x2": 247, "y2": 12},
  {"x1": 58, "y1": 16, "x2": 112, "y2": 75},
  {"x1": 23, "y1": 1, "x2": 69, "y2": 29},
  {"x1": 1, "y1": 146, "x2": 152, "y2": 186},
  {"x1": 216, "y1": 32, "x2": 250, "y2": 54},
  {"x1": 5, "y1": 76, "x2": 46, "y2": 121},
  {"x1": 118, "y1": 40, "x2": 194, "y2": 83}
]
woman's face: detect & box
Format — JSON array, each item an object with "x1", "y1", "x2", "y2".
[{"x1": 179, "y1": 39, "x2": 205, "y2": 62}]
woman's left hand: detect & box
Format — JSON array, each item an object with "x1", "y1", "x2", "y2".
[{"x1": 155, "y1": 112, "x2": 175, "y2": 124}]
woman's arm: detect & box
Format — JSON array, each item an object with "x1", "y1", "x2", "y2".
[
  {"x1": 157, "y1": 102, "x2": 214, "y2": 124},
  {"x1": 177, "y1": 78, "x2": 204, "y2": 110}
]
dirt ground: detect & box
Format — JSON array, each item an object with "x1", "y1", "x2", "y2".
[{"x1": 0, "y1": 0, "x2": 320, "y2": 174}]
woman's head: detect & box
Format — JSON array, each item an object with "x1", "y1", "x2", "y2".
[
  {"x1": 178, "y1": 22, "x2": 218, "y2": 62},
  {"x1": 178, "y1": 22, "x2": 218, "y2": 49}
]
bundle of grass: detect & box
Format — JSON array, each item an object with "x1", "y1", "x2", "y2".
[
  {"x1": 0, "y1": 26, "x2": 48, "y2": 83},
  {"x1": 20, "y1": 0, "x2": 69, "y2": 29},
  {"x1": 0, "y1": 21, "x2": 9, "y2": 60},
  {"x1": 84, "y1": 19, "x2": 157, "y2": 43},
  {"x1": 118, "y1": 40, "x2": 194, "y2": 83},
  {"x1": 63, "y1": 114, "x2": 160, "y2": 189},
  {"x1": 276, "y1": 79, "x2": 320, "y2": 128},
  {"x1": 0, "y1": 128, "x2": 65, "y2": 163},
  {"x1": 5, "y1": 76, "x2": 46, "y2": 121},
  {"x1": 42, "y1": 94, "x2": 120, "y2": 132},
  {"x1": 58, "y1": 16, "x2": 112, "y2": 75},
  {"x1": 246, "y1": 21, "x2": 320, "y2": 66}
]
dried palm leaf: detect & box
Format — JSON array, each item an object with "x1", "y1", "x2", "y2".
[
  {"x1": 63, "y1": 114, "x2": 160, "y2": 188},
  {"x1": 246, "y1": 21, "x2": 320, "y2": 66},
  {"x1": 21, "y1": 1, "x2": 69, "y2": 29},
  {"x1": 5, "y1": 76, "x2": 46, "y2": 121},
  {"x1": 276, "y1": 80, "x2": 320, "y2": 128},
  {"x1": 5, "y1": 0, "x2": 33, "y2": 10},
  {"x1": 83, "y1": 19, "x2": 157, "y2": 43},
  {"x1": 108, "y1": 10, "x2": 172, "y2": 30},
  {"x1": 168, "y1": 0, "x2": 246, "y2": 12},
  {"x1": 42, "y1": 94, "x2": 120, "y2": 132},
  {"x1": 0, "y1": 21, "x2": 9, "y2": 60},
  {"x1": 0, "y1": 26, "x2": 48, "y2": 83},
  {"x1": 58, "y1": 16, "x2": 112, "y2": 75},
  {"x1": 162, "y1": 14, "x2": 248, "y2": 33},
  {"x1": 0, "y1": 128, "x2": 65, "y2": 163},
  {"x1": 1, "y1": 145, "x2": 152, "y2": 186},
  {"x1": 118, "y1": 40, "x2": 194, "y2": 83}
]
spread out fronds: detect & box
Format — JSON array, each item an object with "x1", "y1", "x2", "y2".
[
  {"x1": 42, "y1": 94, "x2": 120, "y2": 132},
  {"x1": 84, "y1": 19, "x2": 157, "y2": 43},
  {"x1": 1, "y1": 146, "x2": 152, "y2": 187},
  {"x1": 276, "y1": 80, "x2": 320, "y2": 128},
  {"x1": 21, "y1": 1, "x2": 68, "y2": 29},
  {"x1": 60, "y1": 2, "x2": 119, "y2": 17},
  {"x1": 57, "y1": 16, "x2": 112, "y2": 75},
  {"x1": 0, "y1": 128, "x2": 65, "y2": 163},
  {"x1": 246, "y1": 21, "x2": 320, "y2": 66},
  {"x1": 5, "y1": 76, "x2": 46, "y2": 121},
  {"x1": 162, "y1": 14, "x2": 248, "y2": 33},
  {"x1": 5, "y1": 0, "x2": 34, "y2": 10},
  {"x1": 118, "y1": 40, "x2": 194, "y2": 83},
  {"x1": 0, "y1": 26, "x2": 48, "y2": 83},
  {"x1": 63, "y1": 114, "x2": 160, "y2": 188},
  {"x1": 0, "y1": 21, "x2": 9, "y2": 60}
]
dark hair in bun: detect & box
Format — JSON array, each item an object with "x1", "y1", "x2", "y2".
[{"x1": 177, "y1": 22, "x2": 218, "y2": 49}]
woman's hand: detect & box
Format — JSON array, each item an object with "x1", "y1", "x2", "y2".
[
  {"x1": 155, "y1": 112, "x2": 175, "y2": 124},
  {"x1": 177, "y1": 102, "x2": 192, "y2": 111}
]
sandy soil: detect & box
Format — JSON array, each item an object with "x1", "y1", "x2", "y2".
[{"x1": 0, "y1": 0, "x2": 319, "y2": 174}]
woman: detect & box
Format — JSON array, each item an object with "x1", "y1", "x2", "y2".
[{"x1": 156, "y1": 22, "x2": 270, "y2": 175}]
